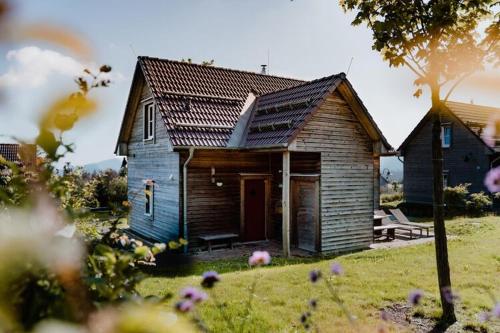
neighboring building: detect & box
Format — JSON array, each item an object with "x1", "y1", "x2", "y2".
[
  {"x1": 115, "y1": 57, "x2": 392, "y2": 254},
  {"x1": 0, "y1": 143, "x2": 36, "y2": 167},
  {"x1": 398, "y1": 101, "x2": 500, "y2": 205}
]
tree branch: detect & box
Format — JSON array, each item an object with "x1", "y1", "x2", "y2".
[{"x1": 443, "y1": 72, "x2": 474, "y2": 102}]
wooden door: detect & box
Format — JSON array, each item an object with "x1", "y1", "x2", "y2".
[
  {"x1": 292, "y1": 178, "x2": 319, "y2": 252},
  {"x1": 243, "y1": 179, "x2": 266, "y2": 241}
]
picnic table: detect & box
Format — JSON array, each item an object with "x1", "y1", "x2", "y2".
[{"x1": 199, "y1": 233, "x2": 239, "y2": 253}]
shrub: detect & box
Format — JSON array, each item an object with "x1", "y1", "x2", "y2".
[
  {"x1": 466, "y1": 192, "x2": 492, "y2": 217},
  {"x1": 381, "y1": 193, "x2": 403, "y2": 203},
  {"x1": 444, "y1": 184, "x2": 469, "y2": 216}
]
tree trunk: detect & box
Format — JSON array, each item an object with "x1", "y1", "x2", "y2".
[{"x1": 430, "y1": 88, "x2": 457, "y2": 324}]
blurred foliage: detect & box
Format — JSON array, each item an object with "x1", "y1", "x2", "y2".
[
  {"x1": 444, "y1": 184, "x2": 492, "y2": 217},
  {"x1": 466, "y1": 192, "x2": 493, "y2": 217}
]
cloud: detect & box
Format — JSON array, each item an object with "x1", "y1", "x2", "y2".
[
  {"x1": 0, "y1": 46, "x2": 125, "y2": 88},
  {"x1": 0, "y1": 46, "x2": 85, "y2": 88}
]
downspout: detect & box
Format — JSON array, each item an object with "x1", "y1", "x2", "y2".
[{"x1": 183, "y1": 147, "x2": 195, "y2": 253}]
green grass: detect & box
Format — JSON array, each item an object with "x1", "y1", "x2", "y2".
[{"x1": 138, "y1": 216, "x2": 500, "y2": 332}]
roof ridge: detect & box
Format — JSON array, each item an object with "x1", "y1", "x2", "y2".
[{"x1": 137, "y1": 56, "x2": 305, "y2": 83}]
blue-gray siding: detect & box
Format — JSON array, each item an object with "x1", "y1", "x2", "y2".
[{"x1": 127, "y1": 84, "x2": 180, "y2": 242}]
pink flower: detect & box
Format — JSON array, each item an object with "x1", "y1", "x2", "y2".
[
  {"x1": 484, "y1": 167, "x2": 500, "y2": 192},
  {"x1": 248, "y1": 251, "x2": 271, "y2": 266},
  {"x1": 175, "y1": 300, "x2": 194, "y2": 313},
  {"x1": 331, "y1": 262, "x2": 343, "y2": 275},
  {"x1": 180, "y1": 287, "x2": 207, "y2": 303}
]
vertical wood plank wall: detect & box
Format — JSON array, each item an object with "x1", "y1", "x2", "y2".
[
  {"x1": 292, "y1": 91, "x2": 374, "y2": 252},
  {"x1": 127, "y1": 85, "x2": 180, "y2": 242},
  {"x1": 179, "y1": 150, "x2": 271, "y2": 248},
  {"x1": 403, "y1": 112, "x2": 492, "y2": 204}
]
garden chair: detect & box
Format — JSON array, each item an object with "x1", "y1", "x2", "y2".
[{"x1": 389, "y1": 209, "x2": 433, "y2": 237}]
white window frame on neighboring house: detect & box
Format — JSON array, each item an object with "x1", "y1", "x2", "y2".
[
  {"x1": 441, "y1": 124, "x2": 452, "y2": 148},
  {"x1": 443, "y1": 170, "x2": 449, "y2": 188},
  {"x1": 143, "y1": 103, "x2": 155, "y2": 141},
  {"x1": 145, "y1": 183, "x2": 154, "y2": 216}
]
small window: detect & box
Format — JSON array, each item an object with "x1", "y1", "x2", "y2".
[
  {"x1": 143, "y1": 103, "x2": 155, "y2": 141},
  {"x1": 441, "y1": 125, "x2": 452, "y2": 148},
  {"x1": 145, "y1": 183, "x2": 154, "y2": 216},
  {"x1": 443, "y1": 171, "x2": 449, "y2": 188}
]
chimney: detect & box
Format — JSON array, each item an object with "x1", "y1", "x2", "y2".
[{"x1": 260, "y1": 64, "x2": 267, "y2": 75}]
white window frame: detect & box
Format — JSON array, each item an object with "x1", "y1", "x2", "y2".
[
  {"x1": 145, "y1": 183, "x2": 154, "y2": 216},
  {"x1": 441, "y1": 125, "x2": 452, "y2": 148},
  {"x1": 143, "y1": 103, "x2": 155, "y2": 141},
  {"x1": 443, "y1": 170, "x2": 449, "y2": 188}
]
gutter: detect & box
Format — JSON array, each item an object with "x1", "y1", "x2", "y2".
[{"x1": 182, "y1": 147, "x2": 195, "y2": 253}]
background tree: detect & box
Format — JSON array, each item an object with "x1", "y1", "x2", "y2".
[{"x1": 340, "y1": 0, "x2": 499, "y2": 325}]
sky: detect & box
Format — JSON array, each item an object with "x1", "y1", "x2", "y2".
[{"x1": 0, "y1": 0, "x2": 499, "y2": 166}]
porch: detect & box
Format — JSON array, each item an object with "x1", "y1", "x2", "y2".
[{"x1": 182, "y1": 149, "x2": 322, "y2": 256}]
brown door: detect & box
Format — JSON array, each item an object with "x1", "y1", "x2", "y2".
[
  {"x1": 292, "y1": 178, "x2": 319, "y2": 252},
  {"x1": 244, "y1": 179, "x2": 266, "y2": 241}
]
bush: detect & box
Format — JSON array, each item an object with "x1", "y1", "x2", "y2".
[
  {"x1": 444, "y1": 184, "x2": 469, "y2": 216},
  {"x1": 380, "y1": 193, "x2": 403, "y2": 203},
  {"x1": 466, "y1": 192, "x2": 492, "y2": 217}
]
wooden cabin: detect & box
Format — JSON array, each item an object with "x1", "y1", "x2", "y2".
[
  {"x1": 399, "y1": 101, "x2": 500, "y2": 206},
  {"x1": 0, "y1": 143, "x2": 36, "y2": 166},
  {"x1": 115, "y1": 57, "x2": 392, "y2": 254}
]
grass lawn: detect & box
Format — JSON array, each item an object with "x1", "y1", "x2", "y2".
[{"x1": 138, "y1": 217, "x2": 500, "y2": 332}]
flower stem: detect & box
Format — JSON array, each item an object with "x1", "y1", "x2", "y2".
[
  {"x1": 238, "y1": 272, "x2": 260, "y2": 333},
  {"x1": 323, "y1": 278, "x2": 355, "y2": 327}
]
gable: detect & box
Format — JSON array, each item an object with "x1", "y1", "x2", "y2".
[
  {"x1": 243, "y1": 75, "x2": 392, "y2": 152},
  {"x1": 398, "y1": 107, "x2": 495, "y2": 155},
  {"x1": 290, "y1": 90, "x2": 373, "y2": 153}
]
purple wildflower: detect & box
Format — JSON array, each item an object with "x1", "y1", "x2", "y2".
[
  {"x1": 478, "y1": 311, "x2": 491, "y2": 323},
  {"x1": 175, "y1": 300, "x2": 194, "y2": 313},
  {"x1": 201, "y1": 271, "x2": 220, "y2": 288},
  {"x1": 331, "y1": 262, "x2": 343, "y2": 275},
  {"x1": 309, "y1": 269, "x2": 322, "y2": 283},
  {"x1": 484, "y1": 167, "x2": 500, "y2": 193},
  {"x1": 180, "y1": 286, "x2": 207, "y2": 303},
  {"x1": 441, "y1": 286, "x2": 459, "y2": 304},
  {"x1": 248, "y1": 251, "x2": 271, "y2": 266},
  {"x1": 380, "y1": 310, "x2": 389, "y2": 321},
  {"x1": 493, "y1": 303, "x2": 500, "y2": 318},
  {"x1": 408, "y1": 289, "x2": 424, "y2": 306}
]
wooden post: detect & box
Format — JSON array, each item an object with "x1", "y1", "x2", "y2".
[{"x1": 282, "y1": 151, "x2": 291, "y2": 257}]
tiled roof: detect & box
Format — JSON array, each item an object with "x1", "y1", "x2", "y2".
[
  {"x1": 0, "y1": 144, "x2": 36, "y2": 166},
  {"x1": 138, "y1": 57, "x2": 304, "y2": 147},
  {"x1": 244, "y1": 75, "x2": 342, "y2": 147},
  {"x1": 445, "y1": 101, "x2": 500, "y2": 136}
]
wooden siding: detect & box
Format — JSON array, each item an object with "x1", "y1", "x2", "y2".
[
  {"x1": 403, "y1": 111, "x2": 492, "y2": 204},
  {"x1": 291, "y1": 91, "x2": 374, "y2": 252},
  {"x1": 127, "y1": 84, "x2": 180, "y2": 242}
]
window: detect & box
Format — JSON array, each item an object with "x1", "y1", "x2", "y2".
[
  {"x1": 441, "y1": 125, "x2": 452, "y2": 148},
  {"x1": 443, "y1": 171, "x2": 449, "y2": 188},
  {"x1": 143, "y1": 103, "x2": 155, "y2": 140},
  {"x1": 145, "y1": 183, "x2": 154, "y2": 216}
]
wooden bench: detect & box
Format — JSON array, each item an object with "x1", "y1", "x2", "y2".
[
  {"x1": 374, "y1": 225, "x2": 397, "y2": 241},
  {"x1": 199, "y1": 233, "x2": 239, "y2": 253}
]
